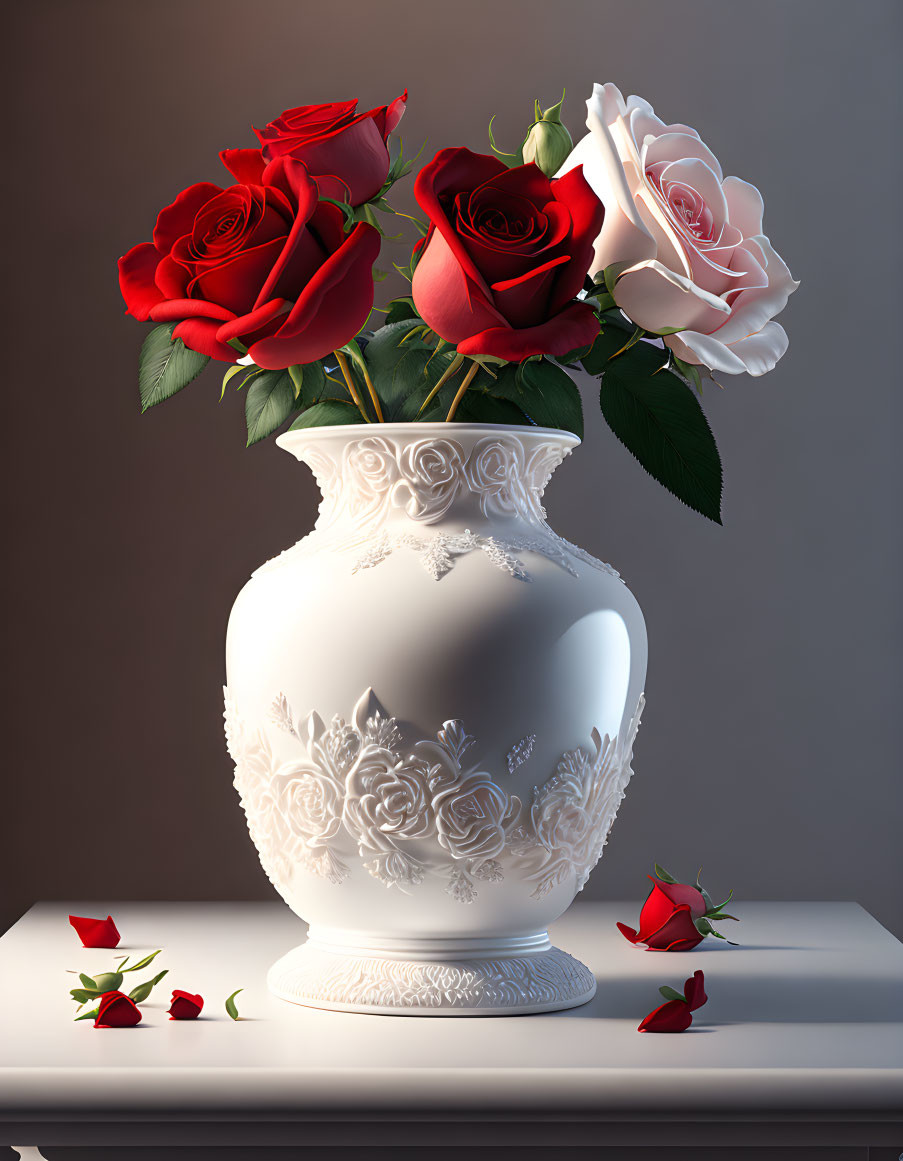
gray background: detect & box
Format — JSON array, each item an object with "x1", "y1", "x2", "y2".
[{"x1": 2, "y1": 0, "x2": 901, "y2": 937}]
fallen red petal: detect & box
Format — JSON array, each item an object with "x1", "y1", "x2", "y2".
[
  {"x1": 683, "y1": 969, "x2": 708, "y2": 1011},
  {"x1": 168, "y1": 990, "x2": 204, "y2": 1020},
  {"x1": 638, "y1": 997, "x2": 693, "y2": 1033},
  {"x1": 69, "y1": 914, "x2": 121, "y2": 949},
  {"x1": 94, "y1": 990, "x2": 141, "y2": 1028}
]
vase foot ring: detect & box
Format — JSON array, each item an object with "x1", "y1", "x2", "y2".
[{"x1": 267, "y1": 938, "x2": 596, "y2": 1016}]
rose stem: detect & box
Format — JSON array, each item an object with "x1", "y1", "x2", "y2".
[
  {"x1": 334, "y1": 351, "x2": 372, "y2": 423},
  {"x1": 418, "y1": 353, "x2": 465, "y2": 417},
  {"x1": 358, "y1": 360, "x2": 385, "y2": 423},
  {"x1": 444, "y1": 360, "x2": 481, "y2": 422}
]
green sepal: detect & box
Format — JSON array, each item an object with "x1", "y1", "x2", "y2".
[
  {"x1": 90, "y1": 971, "x2": 123, "y2": 993},
  {"x1": 138, "y1": 324, "x2": 210, "y2": 413},
  {"x1": 69, "y1": 988, "x2": 93, "y2": 1005},
  {"x1": 225, "y1": 988, "x2": 244, "y2": 1021},
  {"x1": 245, "y1": 370, "x2": 296, "y2": 446},
  {"x1": 79, "y1": 973, "x2": 95, "y2": 990},
  {"x1": 653, "y1": 863, "x2": 678, "y2": 884},
  {"x1": 602, "y1": 261, "x2": 633, "y2": 297},
  {"x1": 220, "y1": 364, "x2": 248, "y2": 400},
  {"x1": 671, "y1": 354, "x2": 704, "y2": 395},
  {"x1": 74, "y1": 1006, "x2": 101, "y2": 1022},
  {"x1": 658, "y1": 985, "x2": 686, "y2": 1003},
  {"x1": 487, "y1": 115, "x2": 522, "y2": 167},
  {"x1": 226, "y1": 338, "x2": 248, "y2": 354}
]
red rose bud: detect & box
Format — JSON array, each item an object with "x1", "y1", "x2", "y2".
[
  {"x1": 618, "y1": 867, "x2": 737, "y2": 951},
  {"x1": 638, "y1": 970, "x2": 707, "y2": 1033},
  {"x1": 227, "y1": 90, "x2": 407, "y2": 207},
  {"x1": 69, "y1": 914, "x2": 121, "y2": 949},
  {"x1": 168, "y1": 990, "x2": 204, "y2": 1020},
  {"x1": 94, "y1": 990, "x2": 141, "y2": 1028}
]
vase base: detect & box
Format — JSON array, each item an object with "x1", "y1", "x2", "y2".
[{"x1": 267, "y1": 935, "x2": 596, "y2": 1016}]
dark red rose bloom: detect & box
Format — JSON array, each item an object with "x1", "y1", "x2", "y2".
[
  {"x1": 168, "y1": 990, "x2": 204, "y2": 1020},
  {"x1": 618, "y1": 877, "x2": 707, "y2": 951},
  {"x1": 117, "y1": 158, "x2": 380, "y2": 368},
  {"x1": 411, "y1": 147, "x2": 603, "y2": 362},
  {"x1": 638, "y1": 970, "x2": 707, "y2": 1033},
  {"x1": 69, "y1": 914, "x2": 120, "y2": 949},
  {"x1": 94, "y1": 990, "x2": 141, "y2": 1028},
  {"x1": 219, "y1": 91, "x2": 407, "y2": 207}
]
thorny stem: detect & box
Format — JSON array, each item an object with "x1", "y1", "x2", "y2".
[
  {"x1": 444, "y1": 360, "x2": 481, "y2": 422},
  {"x1": 418, "y1": 352, "x2": 465, "y2": 417},
  {"x1": 334, "y1": 351, "x2": 372, "y2": 423}
]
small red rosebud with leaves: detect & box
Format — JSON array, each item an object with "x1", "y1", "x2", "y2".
[
  {"x1": 638, "y1": 969, "x2": 708, "y2": 1033},
  {"x1": 618, "y1": 865, "x2": 738, "y2": 951}
]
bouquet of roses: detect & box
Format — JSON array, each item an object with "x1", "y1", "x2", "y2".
[{"x1": 119, "y1": 85, "x2": 797, "y2": 523}]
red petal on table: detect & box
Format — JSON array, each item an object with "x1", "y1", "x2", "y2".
[
  {"x1": 616, "y1": 922, "x2": 641, "y2": 944},
  {"x1": 637, "y1": 998, "x2": 693, "y2": 1033},
  {"x1": 683, "y1": 969, "x2": 708, "y2": 1011},
  {"x1": 168, "y1": 990, "x2": 204, "y2": 1019},
  {"x1": 94, "y1": 991, "x2": 141, "y2": 1028},
  {"x1": 69, "y1": 914, "x2": 120, "y2": 948}
]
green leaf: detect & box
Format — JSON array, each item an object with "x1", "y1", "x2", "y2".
[
  {"x1": 220, "y1": 363, "x2": 249, "y2": 400},
  {"x1": 507, "y1": 359, "x2": 584, "y2": 436},
  {"x1": 75, "y1": 1006, "x2": 100, "y2": 1022},
  {"x1": 69, "y1": 988, "x2": 93, "y2": 1005},
  {"x1": 245, "y1": 370, "x2": 295, "y2": 446},
  {"x1": 598, "y1": 343, "x2": 723, "y2": 523},
  {"x1": 671, "y1": 354, "x2": 704, "y2": 395},
  {"x1": 653, "y1": 863, "x2": 678, "y2": 884},
  {"x1": 128, "y1": 969, "x2": 168, "y2": 1004},
  {"x1": 453, "y1": 392, "x2": 530, "y2": 425},
  {"x1": 385, "y1": 297, "x2": 420, "y2": 326},
  {"x1": 122, "y1": 949, "x2": 162, "y2": 973},
  {"x1": 289, "y1": 400, "x2": 365, "y2": 429},
  {"x1": 225, "y1": 988, "x2": 244, "y2": 1021},
  {"x1": 79, "y1": 973, "x2": 95, "y2": 990},
  {"x1": 138, "y1": 324, "x2": 210, "y2": 412},
  {"x1": 90, "y1": 971, "x2": 123, "y2": 994},
  {"x1": 555, "y1": 342, "x2": 594, "y2": 366},
  {"x1": 658, "y1": 985, "x2": 686, "y2": 1003}
]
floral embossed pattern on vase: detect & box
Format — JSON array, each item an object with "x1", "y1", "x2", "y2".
[{"x1": 225, "y1": 422, "x2": 647, "y2": 1014}]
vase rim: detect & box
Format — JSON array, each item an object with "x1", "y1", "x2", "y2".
[{"x1": 276, "y1": 421, "x2": 581, "y2": 453}]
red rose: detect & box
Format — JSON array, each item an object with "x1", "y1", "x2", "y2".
[
  {"x1": 617, "y1": 876, "x2": 707, "y2": 951},
  {"x1": 117, "y1": 158, "x2": 380, "y2": 369},
  {"x1": 220, "y1": 91, "x2": 407, "y2": 207},
  {"x1": 69, "y1": 914, "x2": 120, "y2": 949},
  {"x1": 168, "y1": 990, "x2": 204, "y2": 1020},
  {"x1": 638, "y1": 970, "x2": 708, "y2": 1033},
  {"x1": 94, "y1": 990, "x2": 141, "y2": 1028},
  {"x1": 411, "y1": 148, "x2": 603, "y2": 361}
]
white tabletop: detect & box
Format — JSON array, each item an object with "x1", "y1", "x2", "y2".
[{"x1": 1, "y1": 901, "x2": 901, "y2": 1152}]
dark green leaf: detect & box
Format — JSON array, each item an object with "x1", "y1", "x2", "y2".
[
  {"x1": 508, "y1": 359, "x2": 583, "y2": 436},
  {"x1": 694, "y1": 917, "x2": 715, "y2": 936},
  {"x1": 289, "y1": 400, "x2": 365, "y2": 429},
  {"x1": 245, "y1": 370, "x2": 295, "y2": 446},
  {"x1": 658, "y1": 985, "x2": 686, "y2": 1003},
  {"x1": 138, "y1": 324, "x2": 210, "y2": 412},
  {"x1": 225, "y1": 988, "x2": 244, "y2": 1021},
  {"x1": 653, "y1": 863, "x2": 678, "y2": 884},
  {"x1": 555, "y1": 342, "x2": 594, "y2": 366},
  {"x1": 453, "y1": 392, "x2": 530, "y2": 425},
  {"x1": 598, "y1": 344, "x2": 723, "y2": 523},
  {"x1": 385, "y1": 297, "x2": 420, "y2": 326},
  {"x1": 122, "y1": 949, "x2": 162, "y2": 974}
]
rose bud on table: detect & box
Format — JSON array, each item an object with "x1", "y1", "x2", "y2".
[
  {"x1": 638, "y1": 969, "x2": 708, "y2": 1033},
  {"x1": 68, "y1": 914, "x2": 121, "y2": 949},
  {"x1": 618, "y1": 865, "x2": 738, "y2": 951},
  {"x1": 168, "y1": 990, "x2": 204, "y2": 1020},
  {"x1": 92, "y1": 991, "x2": 142, "y2": 1028}
]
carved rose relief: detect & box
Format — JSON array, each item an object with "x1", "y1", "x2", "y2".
[
  {"x1": 225, "y1": 686, "x2": 643, "y2": 903},
  {"x1": 464, "y1": 436, "x2": 527, "y2": 519},
  {"x1": 395, "y1": 437, "x2": 464, "y2": 522}
]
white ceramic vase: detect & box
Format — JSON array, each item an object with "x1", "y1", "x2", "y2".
[{"x1": 224, "y1": 422, "x2": 646, "y2": 1015}]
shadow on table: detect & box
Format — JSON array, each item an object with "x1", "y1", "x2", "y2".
[{"x1": 555, "y1": 971, "x2": 903, "y2": 1023}]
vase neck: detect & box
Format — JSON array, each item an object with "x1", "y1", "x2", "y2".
[{"x1": 277, "y1": 423, "x2": 580, "y2": 535}]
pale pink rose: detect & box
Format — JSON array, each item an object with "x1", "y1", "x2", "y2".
[{"x1": 558, "y1": 83, "x2": 798, "y2": 376}]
